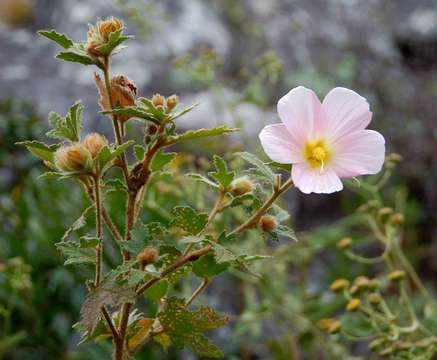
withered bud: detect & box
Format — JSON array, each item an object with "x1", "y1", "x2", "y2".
[
  {"x1": 86, "y1": 17, "x2": 124, "y2": 57},
  {"x1": 166, "y1": 95, "x2": 179, "y2": 110},
  {"x1": 390, "y1": 213, "x2": 404, "y2": 226},
  {"x1": 387, "y1": 270, "x2": 406, "y2": 282},
  {"x1": 259, "y1": 215, "x2": 277, "y2": 232},
  {"x1": 346, "y1": 298, "x2": 361, "y2": 312},
  {"x1": 329, "y1": 278, "x2": 349, "y2": 293},
  {"x1": 137, "y1": 247, "x2": 159, "y2": 266},
  {"x1": 54, "y1": 144, "x2": 91, "y2": 173},
  {"x1": 82, "y1": 133, "x2": 107, "y2": 158},
  {"x1": 152, "y1": 93, "x2": 166, "y2": 108},
  {"x1": 229, "y1": 177, "x2": 255, "y2": 196},
  {"x1": 337, "y1": 237, "x2": 352, "y2": 249},
  {"x1": 367, "y1": 293, "x2": 382, "y2": 305},
  {"x1": 94, "y1": 73, "x2": 137, "y2": 123}
]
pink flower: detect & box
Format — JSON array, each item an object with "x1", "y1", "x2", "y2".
[{"x1": 259, "y1": 86, "x2": 385, "y2": 194}]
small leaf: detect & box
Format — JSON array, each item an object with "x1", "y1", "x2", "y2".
[
  {"x1": 38, "y1": 29, "x2": 73, "y2": 49},
  {"x1": 46, "y1": 101, "x2": 83, "y2": 142},
  {"x1": 268, "y1": 162, "x2": 292, "y2": 172},
  {"x1": 237, "y1": 152, "x2": 276, "y2": 183},
  {"x1": 121, "y1": 222, "x2": 166, "y2": 255},
  {"x1": 134, "y1": 144, "x2": 146, "y2": 161},
  {"x1": 144, "y1": 280, "x2": 169, "y2": 301},
  {"x1": 61, "y1": 205, "x2": 94, "y2": 241},
  {"x1": 56, "y1": 43, "x2": 98, "y2": 66},
  {"x1": 101, "y1": 107, "x2": 160, "y2": 124},
  {"x1": 80, "y1": 278, "x2": 136, "y2": 333},
  {"x1": 157, "y1": 297, "x2": 228, "y2": 358},
  {"x1": 55, "y1": 240, "x2": 96, "y2": 266},
  {"x1": 151, "y1": 150, "x2": 177, "y2": 172},
  {"x1": 97, "y1": 141, "x2": 134, "y2": 170},
  {"x1": 171, "y1": 126, "x2": 238, "y2": 142},
  {"x1": 170, "y1": 206, "x2": 208, "y2": 235},
  {"x1": 208, "y1": 155, "x2": 235, "y2": 188},
  {"x1": 169, "y1": 103, "x2": 198, "y2": 121},
  {"x1": 273, "y1": 225, "x2": 297, "y2": 241},
  {"x1": 192, "y1": 254, "x2": 229, "y2": 278},
  {"x1": 16, "y1": 140, "x2": 59, "y2": 163},
  {"x1": 95, "y1": 30, "x2": 131, "y2": 56},
  {"x1": 185, "y1": 173, "x2": 219, "y2": 189}
]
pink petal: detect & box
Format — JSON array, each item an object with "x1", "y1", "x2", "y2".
[
  {"x1": 259, "y1": 124, "x2": 303, "y2": 164},
  {"x1": 292, "y1": 163, "x2": 343, "y2": 194},
  {"x1": 277, "y1": 86, "x2": 322, "y2": 145},
  {"x1": 321, "y1": 87, "x2": 372, "y2": 141},
  {"x1": 333, "y1": 130, "x2": 385, "y2": 178}
]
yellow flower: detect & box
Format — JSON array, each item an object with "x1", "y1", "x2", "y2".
[
  {"x1": 329, "y1": 278, "x2": 349, "y2": 293},
  {"x1": 346, "y1": 298, "x2": 361, "y2": 312}
]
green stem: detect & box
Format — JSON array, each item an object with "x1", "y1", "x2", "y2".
[
  {"x1": 93, "y1": 175, "x2": 103, "y2": 287},
  {"x1": 185, "y1": 278, "x2": 210, "y2": 307}
]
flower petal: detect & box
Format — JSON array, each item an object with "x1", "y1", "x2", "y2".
[
  {"x1": 292, "y1": 163, "x2": 343, "y2": 194},
  {"x1": 259, "y1": 124, "x2": 303, "y2": 164},
  {"x1": 321, "y1": 87, "x2": 372, "y2": 141},
  {"x1": 277, "y1": 86, "x2": 322, "y2": 145},
  {"x1": 332, "y1": 130, "x2": 385, "y2": 178}
]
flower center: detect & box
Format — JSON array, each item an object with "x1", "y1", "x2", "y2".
[{"x1": 303, "y1": 139, "x2": 331, "y2": 170}]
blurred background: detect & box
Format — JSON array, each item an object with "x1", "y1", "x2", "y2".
[{"x1": 1, "y1": 0, "x2": 436, "y2": 359}]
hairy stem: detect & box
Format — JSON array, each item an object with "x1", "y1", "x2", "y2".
[
  {"x1": 93, "y1": 175, "x2": 103, "y2": 287},
  {"x1": 230, "y1": 176, "x2": 293, "y2": 235}
]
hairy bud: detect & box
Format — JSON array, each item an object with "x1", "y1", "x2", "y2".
[
  {"x1": 329, "y1": 278, "x2": 349, "y2": 293},
  {"x1": 166, "y1": 95, "x2": 179, "y2": 110},
  {"x1": 86, "y1": 17, "x2": 124, "y2": 57},
  {"x1": 82, "y1": 133, "x2": 108, "y2": 158},
  {"x1": 152, "y1": 93, "x2": 166, "y2": 108},
  {"x1": 337, "y1": 237, "x2": 352, "y2": 249},
  {"x1": 390, "y1": 213, "x2": 404, "y2": 226},
  {"x1": 259, "y1": 215, "x2": 277, "y2": 233},
  {"x1": 229, "y1": 177, "x2": 254, "y2": 196},
  {"x1": 346, "y1": 298, "x2": 361, "y2": 312},
  {"x1": 137, "y1": 247, "x2": 159, "y2": 266},
  {"x1": 54, "y1": 144, "x2": 91, "y2": 173},
  {"x1": 387, "y1": 270, "x2": 406, "y2": 282}
]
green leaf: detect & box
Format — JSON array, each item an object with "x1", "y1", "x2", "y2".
[
  {"x1": 171, "y1": 126, "x2": 238, "y2": 142},
  {"x1": 228, "y1": 193, "x2": 256, "y2": 208},
  {"x1": 46, "y1": 101, "x2": 83, "y2": 142},
  {"x1": 159, "y1": 246, "x2": 191, "y2": 284},
  {"x1": 144, "y1": 280, "x2": 169, "y2": 301},
  {"x1": 97, "y1": 141, "x2": 134, "y2": 170},
  {"x1": 169, "y1": 103, "x2": 198, "y2": 121},
  {"x1": 268, "y1": 161, "x2": 292, "y2": 172},
  {"x1": 170, "y1": 206, "x2": 208, "y2": 235},
  {"x1": 38, "y1": 29, "x2": 73, "y2": 49},
  {"x1": 133, "y1": 144, "x2": 146, "y2": 161},
  {"x1": 80, "y1": 277, "x2": 136, "y2": 333},
  {"x1": 61, "y1": 205, "x2": 94, "y2": 241},
  {"x1": 186, "y1": 173, "x2": 219, "y2": 189},
  {"x1": 121, "y1": 222, "x2": 166, "y2": 255},
  {"x1": 192, "y1": 254, "x2": 229, "y2": 278},
  {"x1": 55, "y1": 240, "x2": 96, "y2": 266},
  {"x1": 208, "y1": 155, "x2": 235, "y2": 188},
  {"x1": 16, "y1": 140, "x2": 59, "y2": 163},
  {"x1": 236, "y1": 152, "x2": 276, "y2": 183},
  {"x1": 151, "y1": 150, "x2": 177, "y2": 172},
  {"x1": 104, "y1": 178, "x2": 128, "y2": 194},
  {"x1": 157, "y1": 297, "x2": 228, "y2": 358},
  {"x1": 209, "y1": 242, "x2": 237, "y2": 263},
  {"x1": 95, "y1": 29, "x2": 131, "y2": 56},
  {"x1": 272, "y1": 225, "x2": 297, "y2": 241},
  {"x1": 101, "y1": 107, "x2": 160, "y2": 125},
  {"x1": 56, "y1": 43, "x2": 98, "y2": 66}
]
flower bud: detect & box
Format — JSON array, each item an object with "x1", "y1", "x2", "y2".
[
  {"x1": 327, "y1": 320, "x2": 341, "y2": 334},
  {"x1": 82, "y1": 133, "x2": 107, "y2": 158},
  {"x1": 54, "y1": 144, "x2": 91, "y2": 173},
  {"x1": 329, "y1": 278, "x2": 349, "y2": 293},
  {"x1": 152, "y1": 93, "x2": 166, "y2": 108},
  {"x1": 346, "y1": 298, "x2": 361, "y2": 312},
  {"x1": 259, "y1": 215, "x2": 277, "y2": 233},
  {"x1": 353, "y1": 276, "x2": 371, "y2": 291},
  {"x1": 316, "y1": 318, "x2": 336, "y2": 331},
  {"x1": 367, "y1": 293, "x2": 382, "y2": 305},
  {"x1": 337, "y1": 237, "x2": 352, "y2": 249},
  {"x1": 229, "y1": 177, "x2": 254, "y2": 196},
  {"x1": 166, "y1": 95, "x2": 179, "y2": 110},
  {"x1": 390, "y1": 213, "x2": 404, "y2": 226},
  {"x1": 86, "y1": 17, "x2": 124, "y2": 57},
  {"x1": 387, "y1": 270, "x2": 406, "y2": 282},
  {"x1": 137, "y1": 247, "x2": 159, "y2": 266}
]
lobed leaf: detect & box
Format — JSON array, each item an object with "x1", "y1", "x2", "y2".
[
  {"x1": 236, "y1": 151, "x2": 276, "y2": 183},
  {"x1": 46, "y1": 101, "x2": 83, "y2": 142},
  {"x1": 38, "y1": 29, "x2": 74, "y2": 49},
  {"x1": 170, "y1": 126, "x2": 238, "y2": 143},
  {"x1": 208, "y1": 155, "x2": 235, "y2": 188},
  {"x1": 16, "y1": 140, "x2": 59, "y2": 163},
  {"x1": 170, "y1": 206, "x2": 208, "y2": 235},
  {"x1": 56, "y1": 44, "x2": 98, "y2": 66},
  {"x1": 192, "y1": 254, "x2": 229, "y2": 278},
  {"x1": 151, "y1": 150, "x2": 177, "y2": 172},
  {"x1": 186, "y1": 173, "x2": 219, "y2": 189}
]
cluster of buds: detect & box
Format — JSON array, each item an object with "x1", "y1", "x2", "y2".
[
  {"x1": 86, "y1": 17, "x2": 124, "y2": 57},
  {"x1": 95, "y1": 73, "x2": 137, "y2": 123},
  {"x1": 54, "y1": 133, "x2": 107, "y2": 173},
  {"x1": 151, "y1": 93, "x2": 179, "y2": 111}
]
